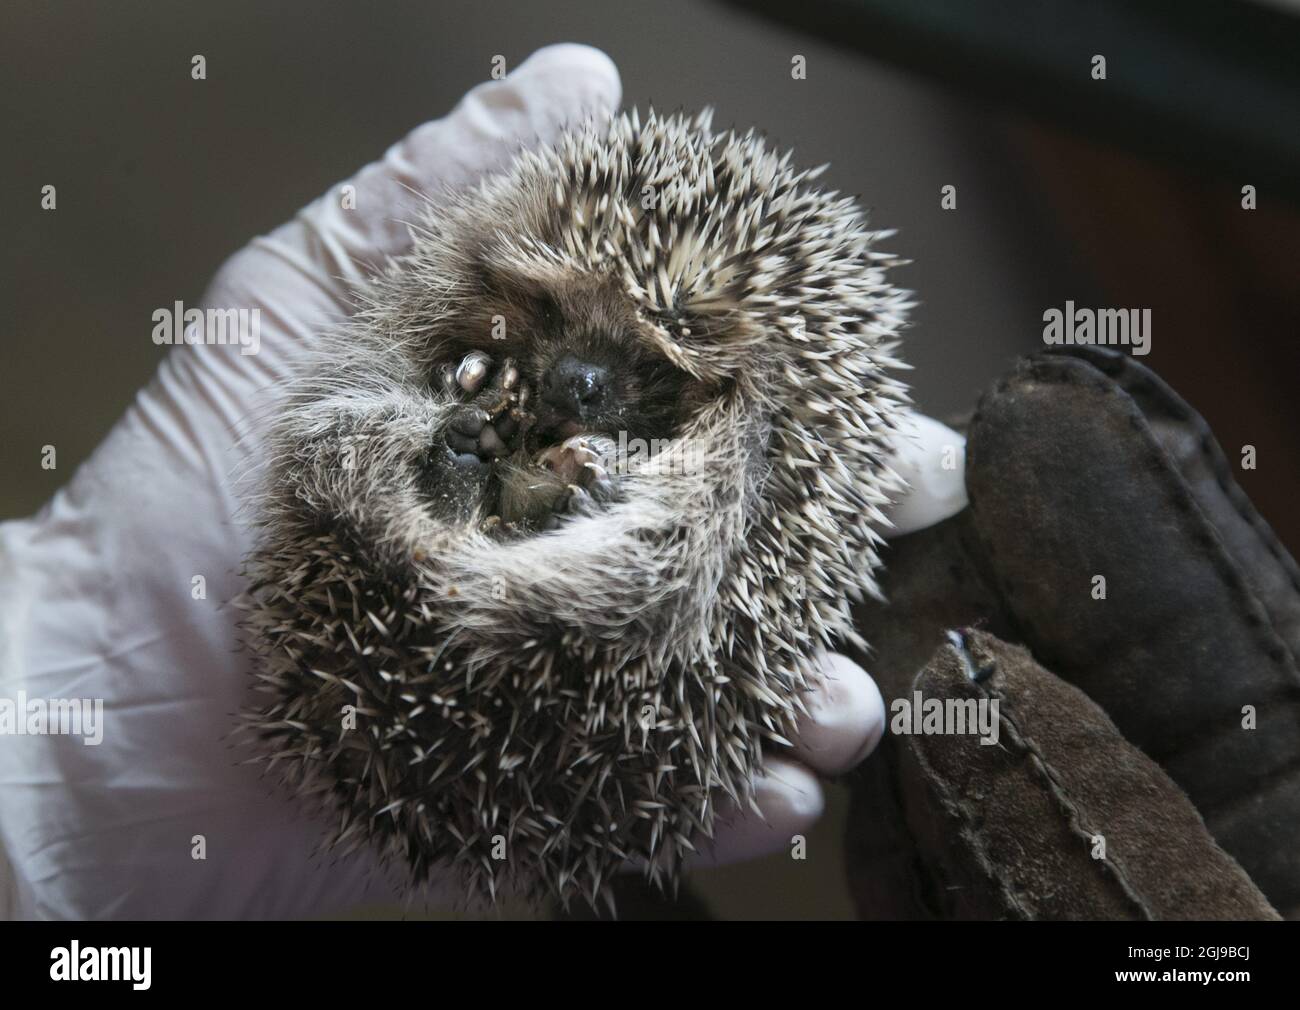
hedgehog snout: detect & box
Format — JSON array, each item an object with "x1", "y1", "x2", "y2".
[{"x1": 540, "y1": 355, "x2": 610, "y2": 421}]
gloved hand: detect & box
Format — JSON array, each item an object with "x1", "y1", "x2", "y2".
[
  {"x1": 0, "y1": 44, "x2": 965, "y2": 919},
  {"x1": 845, "y1": 346, "x2": 1300, "y2": 920}
]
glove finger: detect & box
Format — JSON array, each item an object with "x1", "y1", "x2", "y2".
[
  {"x1": 667, "y1": 653, "x2": 882, "y2": 869},
  {"x1": 879, "y1": 410, "x2": 967, "y2": 538},
  {"x1": 788, "y1": 651, "x2": 886, "y2": 776},
  {"x1": 264, "y1": 43, "x2": 622, "y2": 288},
  {"x1": 689, "y1": 757, "x2": 826, "y2": 867}
]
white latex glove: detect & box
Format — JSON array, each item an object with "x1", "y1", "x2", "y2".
[{"x1": 0, "y1": 44, "x2": 966, "y2": 919}]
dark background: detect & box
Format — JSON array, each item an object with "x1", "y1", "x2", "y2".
[{"x1": 4, "y1": 0, "x2": 1297, "y2": 918}]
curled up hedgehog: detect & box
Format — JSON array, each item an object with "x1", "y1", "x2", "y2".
[{"x1": 241, "y1": 109, "x2": 911, "y2": 912}]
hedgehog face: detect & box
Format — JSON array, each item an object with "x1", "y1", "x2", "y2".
[
  {"x1": 432, "y1": 276, "x2": 703, "y2": 448},
  {"x1": 400, "y1": 261, "x2": 716, "y2": 532},
  {"x1": 243, "y1": 109, "x2": 911, "y2": 911}
]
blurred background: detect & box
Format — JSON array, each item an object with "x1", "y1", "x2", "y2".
[{"x1": 3, "y1": 0, "x2": 1298, "y2": 919}]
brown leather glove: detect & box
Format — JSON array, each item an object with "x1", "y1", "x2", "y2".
[{"x1": 846, "y1": 345, "x2": 1300, "y2": 920}]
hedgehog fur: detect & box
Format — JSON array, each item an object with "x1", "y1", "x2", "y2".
[{"x1": 240, "y1": 108, "x2": 911, "y2": 912}]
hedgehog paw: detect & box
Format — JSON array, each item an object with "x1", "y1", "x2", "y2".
[
  {"x1": 538, "y1": 436, "x2": 617, "y2": 529},
  {"x1": 439, "y1": 353, "x2": 531, "y2": 456},
  {"x1": 445, "y1": 404, "x2": 509, "y2": 463}
]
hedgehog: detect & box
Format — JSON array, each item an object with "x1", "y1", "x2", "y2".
[{"x1": 240, "y1": 108, "x2": 911, "y2": 913}]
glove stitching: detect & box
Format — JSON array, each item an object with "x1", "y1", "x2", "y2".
[
  {"x1": 1106, "y1": 349, "x2": 1300, "y2": 609},
  {"x1": 903, "y1": 725, "x2": 1032, "y2": 919},
  {"x1": 980, "y1": 673, "x2": 1154, "y2": 921}
]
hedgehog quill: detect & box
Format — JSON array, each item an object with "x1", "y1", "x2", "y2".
[{"x1": 240, "y1": 109, "x2": 911, "y2": 912}]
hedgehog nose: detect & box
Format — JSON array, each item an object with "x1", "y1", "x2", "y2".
[{"x1": 541, "y1": 355, "x2": 609, "y2": 418}]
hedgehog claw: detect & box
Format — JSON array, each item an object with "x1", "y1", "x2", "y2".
[
  {"x1": 455, "y1": 352, "x2": 491, "y2": 394},
  {"x1": 437, "y1": 362, "x2": 459, "y2": 396},
  {"x1": 567, "y1": 484, "x2": 593, "y2": 513},
  {"x1": 496, "y1": 359, "x2": 520, "y2": 392},
  {"x1": 550, "y1": 480, "x2": 608, "y2": 524}
]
